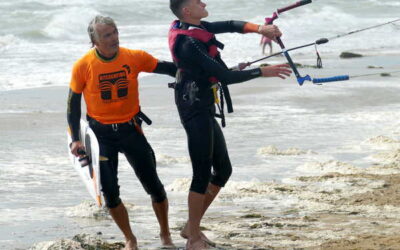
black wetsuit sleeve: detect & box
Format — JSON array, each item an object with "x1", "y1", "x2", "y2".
[
  {"x1": 67, "y1": 89, "x2": 82, "y2": 142},
  {"x1": 179, "y1": 37, "x2": 261, "y2": 85},
  {"x1": 153, "y1": 61, "x2": 177, "y2": 77},
  {"x1": 201, "y1": 20, "x2": 246, "y2": 34}
]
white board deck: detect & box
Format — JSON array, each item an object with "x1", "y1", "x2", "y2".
[{"x1": 67, "y1": 119, "x2": 103, "y2": 207}]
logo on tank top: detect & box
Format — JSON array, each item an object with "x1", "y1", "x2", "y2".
[{"x1": 98, "y1": 70, "x2": 128, "y2": 102}]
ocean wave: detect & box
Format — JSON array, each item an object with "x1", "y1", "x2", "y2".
[
  {"x1": 42, "y1": 7, "x2": 100, "y2": 40},
  {"x1": 38, "y1": 0, "x2": 97, "y2": 6},
  {"x1": 0, "y1": 34, "x2": 20, "y2": 51},
  {"x1": 38, "y1": 0, "x2": 165, "y2": 6},
  {"x1": 366, "y1": 0, "x2": 400, "y2": 7}
]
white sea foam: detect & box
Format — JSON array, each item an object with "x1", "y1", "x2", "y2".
[
  {"x1": 362, "y1": 135, "x2": 400, "y2": 151},
  {"x1": 365, "y1": 135, "x2": 400, "y2": 145},
  {"x1": 372, "y1": 149, "x2": 400, "y2": 164},
  {"x1": 0, "y1": 34, "x2": 20, "y2": 51},
  {"x1": 29, "y1": 234, "x2": 123, "y2": 250},
  {"x1": 166, "y1": 178, "x2": 191, "y2": 192},
  {"x1": 296, "y1": 160, "x2": 362, "y2": 175},
  {"x1": 29, "y1": 239, "x2": 82, "y2": 250},
  {"x1": 65, "y1": 201, "x2": 109, "y2": 219},
  {"x1": 258, "y1": 145, "x2": 316, "y2": 156},
  {"x1": 366, "y1": 163, "x2": 400, "y2": 175},
  {"x1": 156, "y1": 154, "x2": 190, "y2": 165}
]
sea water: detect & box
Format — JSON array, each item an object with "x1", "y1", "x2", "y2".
[
  {"x1": 0, "y1": 0, "x2": 399, "y2": 249},
  {"x1": 0, "y1": 0, "x2": 399, "y2": 91}
]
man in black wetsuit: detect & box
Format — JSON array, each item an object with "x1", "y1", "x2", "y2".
[
  {"x1": 67, "y1": 15, "x2": 177, "y2": 250},
  {"x1": 168, "y1": 1, "x2": 292, "y2": 249}
]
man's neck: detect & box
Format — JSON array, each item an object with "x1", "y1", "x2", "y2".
[
  {"x1": 181, "y1": 17, "x2": 201, "y2": 26},
  {"x1": 95, "y1": 48, "x2": 117, "y2": 61}
]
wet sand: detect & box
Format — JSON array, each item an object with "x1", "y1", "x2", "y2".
[{"x1": 30, "y1": 146, "x2": 400, "y2": 249}]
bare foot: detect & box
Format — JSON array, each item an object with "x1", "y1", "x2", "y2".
[
  {"x1": 160, "y1": 233, "x2": 175, "y2": 249},
  {"x1": 180, "y1": 224, "x2": 215, "y2": 247},
  {"x1": 124, "y1": 239, "x2": 138, "y2": 250},
  {"x1": 186, "y1": 238, "x2": 209, "y2": 250}
]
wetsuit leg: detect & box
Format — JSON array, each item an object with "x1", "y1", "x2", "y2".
[
  {"x1": 183, "y1": 112, "x2": 214, "y2": 194},
  {"x1": 120, "y1": 128, "x2": 167, "y2": 203},
  {"x1": 98, "y1": 138, "x2": 121, "y2": 209},
  {"x1": 89, "y1": 120, "x2": 122, "y2": 209},
  {"x1": 210, "y1": 118, "x2": 232, "y2": 187}
]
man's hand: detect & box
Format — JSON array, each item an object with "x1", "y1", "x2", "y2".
[
  {"x1": 260, "y1": 64, "x2": 292, "y2": 79},
  {"x1": 70, "y1": 141, "x2": 84, "y2": 157},
  {"x1": 258, "y1": 25, "x2": 282, "y2": 42}
]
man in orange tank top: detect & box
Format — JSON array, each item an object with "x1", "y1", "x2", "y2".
[{"x1": 67, "y1": 15, "x2": 177, "y2": 250}]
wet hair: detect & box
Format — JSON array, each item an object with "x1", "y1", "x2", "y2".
[
  {"x1": 87, "y1": 15, "x2": 117, "y2": 47},
  {"x1": 170, "y1": 0, "x2": 190, "y2": 19}
]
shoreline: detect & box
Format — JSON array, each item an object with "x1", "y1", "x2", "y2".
[{"x1": 1, "y1": 50, "x2": 399, "y2": 93}]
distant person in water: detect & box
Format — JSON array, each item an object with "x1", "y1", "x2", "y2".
[
  {"x1": 67, "y1": 15, "x2": 177, "y2": 250},
  {"x1": 260, "y1": 34, "x2": 273, "y2": 55},
  {"x1": 168, "y1": 0, "x2": 292, "y2": 249}
]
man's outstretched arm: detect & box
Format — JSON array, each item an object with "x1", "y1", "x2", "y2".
[
  {"x1": 153, "y1": 61, "x2": 177, "y2": 77},
  {"x1": 179, "y1": 37, "x2": 262, "y2": 84},
  {"x1": 202, "y1": 20, "x2": 281, "y2": 41},
  {"x1": 179, "y1": 37, "x2": 291, "y2": 84}
]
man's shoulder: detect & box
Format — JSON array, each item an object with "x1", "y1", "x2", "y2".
[
  {"x1": 120, "y1": 47, "x2": 148, "y2": 56},
  {"x1": 120, "y1": 47, "x2": 156, "y2": 65},
  {"x1": 73, "y1": 49, "x2": 95, "y2": 69}
]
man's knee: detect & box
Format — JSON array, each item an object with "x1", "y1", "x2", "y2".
[
  {"x1": 101, "y1": 174, "x2": 121, "y2": 208},
  {"x1": 211, "y1": 164, "x2": 232, "y2": 187},
  {"x1": 141, "y1": 179, "x2": 167, "y2": 203},
  {"x1": 151, "y1": 188, "x2": 167, "y2": 203},
  {"x1": 99, "y1": 158, "x2": 121, "y2": 208},
  {"x1": 190, "y1": 171, "x2": 212, "y2": 194},
  {"x1": 104, "y1": 196, "x2": 121, "y2": 209}
]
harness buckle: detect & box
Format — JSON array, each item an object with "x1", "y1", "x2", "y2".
[
  {"x1": 211, "y1": 83, "x2": 220, "y2": 104},
  {"x1": 112, "y1": 124, "x2": 118, "y2": 131},
  {"x1": 168, "y1": 82, "x2": 177, "y2": 89}
]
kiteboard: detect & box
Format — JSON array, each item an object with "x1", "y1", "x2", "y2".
[{"x1": 67, "y1": 119, "x2": 103, "y2": 207}]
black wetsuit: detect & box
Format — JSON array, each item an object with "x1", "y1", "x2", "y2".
[
  {"x1": 172, "y1": 21, "x2": 262, "y2": 194},
  {"x1": 67, "y1": 55, "x2": 176, "y2": 208}
]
